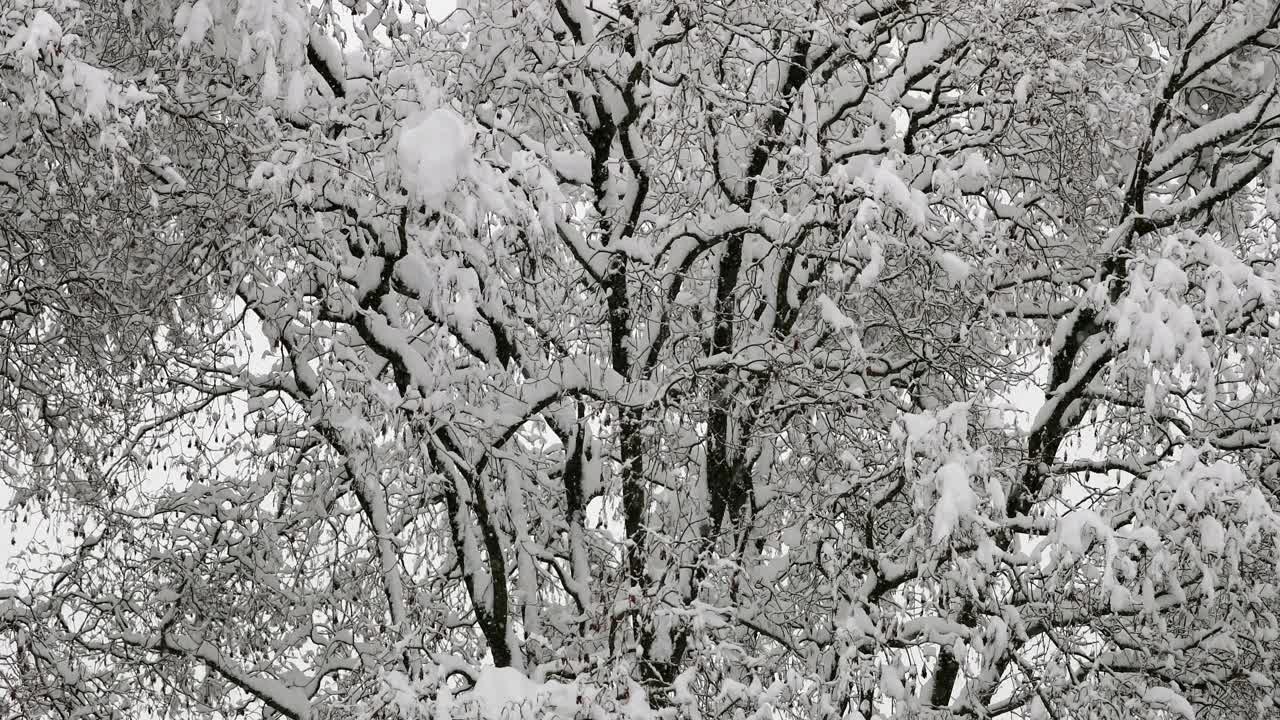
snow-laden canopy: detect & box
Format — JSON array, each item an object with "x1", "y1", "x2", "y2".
[{"x1": 4, "y1": 0, "x2": 1280, "y2": 719}]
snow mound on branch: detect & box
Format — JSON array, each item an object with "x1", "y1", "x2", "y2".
[
  {"x1": 471, "y1": 667, "x2": 576, "y2": 719},
  {"x1": 458, "y1": 669, "x2": 656, "y2": 720},
  {"x1": 1143, "y1": 687, "x2": 1195, "y2": 719},
  {"x1": 858, "y1": 238, "x2": 883, "y2": 288},
  {"x1": 175, "y1": 0, "x2": 215, "y2": 52},
  {"x1": 4, "y1": 10, "x2": 62, "y2": 61},
  {"x1": 932, "y1": 461, "x2": 977, "y2": 542},
  {"x1": 867, "y1": 157, "x2": 928, "y2": 226},
  {"x1": 385, "y1": 667, "x2": 595, "y2": 720},
  {"x1": 398, "y1": 107, "x2": 473, "y2": 208},
  {"x1": 897, "y1": 401, "x2": 972, "y2": 469},
  {"x1": 935, "y1": 251, "x2": 971, "y2": 287},
  {"x1": 1199, "y1": 515, "x2": 1225, "y2": 556},
  {"x1": 956, "y1": 152, "x2": 990, "y2": 191},
  {"x1": 1057, "y1": 509, "x2": 1110, "y2": 555},
  {"x1": 817, "y1": 294, "x2": 856, "y2": 331}
]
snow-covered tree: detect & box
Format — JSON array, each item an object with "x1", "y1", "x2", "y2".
[{"x1": 4, "y1": 0, "x2": 1280, "y2": 718}]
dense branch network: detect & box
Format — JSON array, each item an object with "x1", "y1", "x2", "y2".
[{"x1": 3, "y1": 1, "x2": 1280, "y2": 719}]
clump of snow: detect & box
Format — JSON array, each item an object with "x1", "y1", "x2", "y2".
[
  {"x1": 853, "y1": 197, "x2": 879, "y2": 226},
  {"x1": 548, "y1": 149, "x2": 590, "y2": 184},
  {"x1": 612, "y1": 235, "x2": 656, "y2": 263},
  {"x1": 866, "y1": 156, "x2": 928, "y2": 226},
  {"x1": 260, "y1": 51, "x2": 280, "y2": 102},
  {"x1": 932, "y1": 461, "x2": 977, "y2": 542},
  {"x1": 1152, "y1": 257, "x2": 1187, "y2": 292},
  {"x1": 1199, "y1": 515, "x2": 1225, "y2": 556},
  {"x1": 1269, "y1": 147, "x2": 1280, "y2": 220},
  {"x1": 1013, "y1": 74, "x2": 1032, "y2": 104},
  {"x1": 175, "y1": 0, "x2": 215, "y2": 53},
  {"x1": 672, "y1": 667, "x2": 700, "y2": 707},
  {"x1": 398, "y1": 107, "x2": 473, "y2": 208},
  {"x1": 1143, "y1": 687, "x2": 1195, "y2": 720},
  {"x1": 858, "y1": 238, "x2": 884, "y2": 288},
  {"x1": 817, "y1": 294, "x2": 865, "y2": 357},
  {"x1": 445, "y1": 667, "x2": 582, "y2": 720},
  {"x1": 935, "y1": 251, "x2": 971, "y2": 287},
  {"x1": 307, "y1": 28, "x2": 346, "y2": 92},
  {"x1": 1119, "y1": 525, "x2": 1161, "y2": 549},
  {"x1": 1108, "y1": 583, "x2": 1132, "y2": 612},
  {"x1": 384, "y1": 671, "x2": 421, "y2": 716},
  {"x1": 473, "y1": 667, "x2": 543, "y2": 718},
  {"x1": 283, "y1": 69, "x2": 307, "y2": 113},
  {"x1": 985, "y1": 476, "x2": 1006, "y2": 517},
  {"x1": 897, "y1": 401, "x2": 973, "y2": 471},
  {"x1": 1246, "y1": 671, "x2": 1273, "y2": 688},
  {"x1": 1109, "y1": 271, "x2": 1210, "y2": 372},
  {"x1": 901, "y1": 404, "x2": 990, "y2": 552},
  {"x1": 61, "y1": 61, "x2": 115, "y2": 121},
  {"x1": 1057, "y1": 509, "x2": 1111, "y2": 556},
  {"x1": 954, "y1": 152, "x2": 989, "y2": 193},
  {"x1": 879, "y1": 665, "x2": 907, "y2": 699},
  {"x1": 817, "y1": 294, "x2": 856, "y2": 332},
  {"x1": 5, "y1": 10, "x2": 62, "y2": 62}
]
